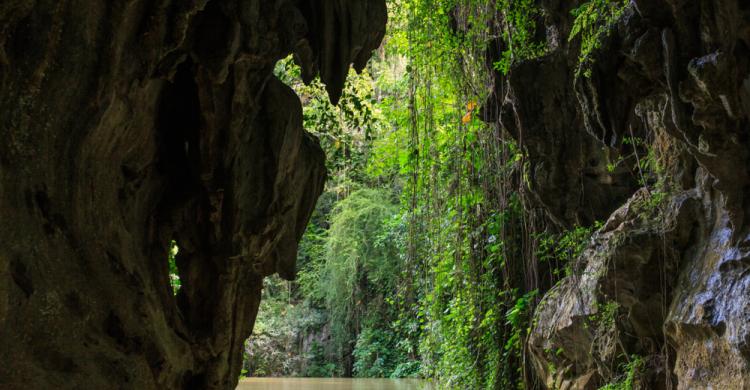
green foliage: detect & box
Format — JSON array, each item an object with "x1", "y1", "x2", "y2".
[
  {"x1": 387, "y1": 1, "x2": 544, "y2": 388},
  {"x1": 599, "y1": 355, "x2": 645, "y2": 390},
  {"x1": 304, "y1": 342, "x2": 338, "y2": 377},
  {"x1": 317, "y1": 189, "x2": 400, "y2": 363},
  {"x1": 569, "y1": 0, "x2": 629, "y2": 77},
  {"x1": 275, "y1": 57, "x2": 384, "y2": 195},
  {"x1": 504, "y1": 289, "x2": 538, "y2": 366},
  {"x1": 536, "y1": 222, "x2": 602, "y2": 277},
  {"x1": 634, "y1": 189, "x2": 667, "y2": 219},
  {"x1": 352, "y1": 328, "x2": 399, "y2": 377},
  {"x1": 249, "y1": 1, "x2": 614, "y2": 387},
  {"x1": 245, "y1": 276, "x2": 328, "y2": 377},
  {"x1": 167, "y1": 240, "x2": 180, "y2": 294},
  {"x1": 390, "y1": 360, "x2": 422, "y2": 379},
  {"x1": 250, "y1": 36, "x2": 410, "y2": 377},
  {"x1": 589, "y1": 300, "x2": 620, "y2": 332},
  {"x1": 494, "y1": 0, "x2": 548, "y2": 74}
]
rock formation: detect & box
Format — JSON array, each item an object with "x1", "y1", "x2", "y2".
[
  {"x1": 489, "y1": 0, "x2": 750, "y2": 388},
  {"x1": 0, "y1": 1, "x2": 385, "y2": 389}
]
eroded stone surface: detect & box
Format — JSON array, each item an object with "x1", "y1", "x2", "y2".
[
  {"x1": 488, "y1": 0, "x2": 750, "y2": 388},
  {"x1": 0, "y1": 1, "x2": 385, "y2": 389}
]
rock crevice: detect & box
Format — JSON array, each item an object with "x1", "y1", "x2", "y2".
[{"x1": 488, "y1": 0, "x2": 750, "y2": 388}]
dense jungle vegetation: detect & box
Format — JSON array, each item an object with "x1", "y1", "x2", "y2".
[{"x1": 203, "y1": 0, "x2": 634, "y2": 388}]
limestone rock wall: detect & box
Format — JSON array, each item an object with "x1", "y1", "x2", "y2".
[
  {"x1": 0, "y1": 1, "x2": 385, "y2": 389},
  {"x1": 488, "y1": 0, "x2": 750, "y2": 388}
]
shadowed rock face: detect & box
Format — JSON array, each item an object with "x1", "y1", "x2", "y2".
[
  {"x1": 0, "y1": 1, "x2": 385, "y2": 389},
  {"x1": 486, "y1": 0, "x2": 750, "y2": 388}
]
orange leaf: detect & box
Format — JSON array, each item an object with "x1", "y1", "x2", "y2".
[
  {"x1": 462, "y1": 112, "x2": 472, "y2": 124},
  {"x1": 467, "y1": 101, "x2": 477, "y2": 111}
]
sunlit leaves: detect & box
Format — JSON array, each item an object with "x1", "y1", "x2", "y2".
[
  {"x1": 168, "y1": 240, "x2": 180, "y2": 294},
  {"x1": 493, "y1": 0, "x2": 548, "y2": 74},
  {"x1": 568, "y1": 0, "x2": 629, "y2": 77}
]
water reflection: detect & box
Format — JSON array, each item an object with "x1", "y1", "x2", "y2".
[{"x1": 237, "y1": 378, "x2": 433, "y2": 389}]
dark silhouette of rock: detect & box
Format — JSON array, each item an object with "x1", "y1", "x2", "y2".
[{"x1": 0, "y1": 1, "x2": 385, "y2": 388}]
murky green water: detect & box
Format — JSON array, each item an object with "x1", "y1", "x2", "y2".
[{"x1": 237, "y1": 378, "x2": 433, "y2": 389}]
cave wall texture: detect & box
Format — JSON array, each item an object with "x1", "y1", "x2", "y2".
[
  {"x1": 4, "y1": 0, "x2": 750, "y2": 388},
  {"x1": 486, "y1": 0, "x2": 750, "y2": 388},
  {"x1": 0, "y1": 1, "x2": 385, "y2": 389}
]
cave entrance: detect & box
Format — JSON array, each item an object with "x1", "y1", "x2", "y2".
[{"x1": 240, "y1": 49, "x2": 414, "y2": 379}]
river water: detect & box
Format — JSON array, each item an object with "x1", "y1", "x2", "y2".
[{"x1": 237, "y1": 378, "x2": 433, "y2": 389}]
